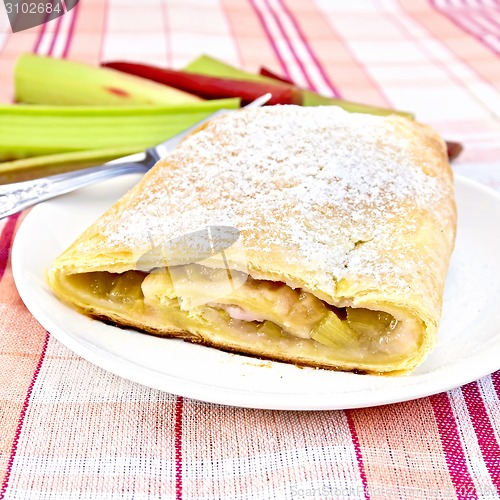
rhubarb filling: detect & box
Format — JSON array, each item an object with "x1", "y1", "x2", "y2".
[{"x1": 57, "y1": 264, "x2": 421, "y2": 365}]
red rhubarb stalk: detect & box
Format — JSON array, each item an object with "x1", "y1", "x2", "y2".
[{"x1": 102, "y1": 62, "x2": 303, "y2": 106}]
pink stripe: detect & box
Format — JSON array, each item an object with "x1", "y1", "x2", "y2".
[
  {"x1": 0, "y1": 332, "x2": 50, "y2": 500},
  {"x1": 33, "y1": 19, "x2": 47, "y2": 54},
  {"x1": 247, "y1": 0, "x2": 292, "y2": 79},
  {"x1": 221, "y1": 4, "x2": 244, "y2": 69},
  {"x1": 458, "y1": 0, "x2": 500, "y2": 33},
  {"x1": 275, "y1": 0, "x2": 341, "y2": 97},
  {"x1": 0, "y1": 213, "x2": 21, "y2": 283},
  {"x1": 397, "y1": 0, "x2": 500, "y2": 94},
  {"x1": 345, "y1": 411, "x2": 369, "y2": 500},
  {"x1": 32, "y1": 0, "x2": 58, "y2": 53},
  {"x1": 0, "y1": 33, "x2": 8, "y2": 55},
  {"x1": 430, "y1": 0, "x2": 500, "y2": 55},
  {"x1": 315, "y1": 0, "x2": 391, "y2": 106},
  {"x1": 480, "y1": 11, "x2": 500, "y2": 30},
  {"x1": 261, "y1": 0, "x2": 317, "y2": 91},
  {"x1": 454, "y1": 13, "x2": 486, "y2": 35},
  {"x1": 98, "y1": 0, "x2": 109, "y2": 64},
  {"x1": 467, "y1": 0, "x2": 499, "y2": 10},
  {"x1": 175, "y1": 396, "x2": 184, "y2": 500},
  {"x1": 430, "y1": 393, "x2": 478, "y2": 498},
  {"x1": 61, "y1": 1, "x2": 79, "y2": 58},
  {"x1": 462, "y1": 383, "x2": 500, "y2": 494},
  {"x1": 381, "y1": 1, "x2": 496, "y2": 120},
  {"x1": 161, "y1": 0, "x2": 173, "y2": 68},
  {"x1": 47, "y1": 10, "x2": 64, "y2": 56},
  {"x1": 474, "y1": 12, "x2": 497, "y2": 31}
]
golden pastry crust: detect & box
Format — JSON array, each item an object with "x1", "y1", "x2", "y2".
[{"x1": 48, "y1": 105, "x2": 456, "y2": 375}]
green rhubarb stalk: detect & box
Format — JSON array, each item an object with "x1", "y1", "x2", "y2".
[
  {"x1": 0, "y1": 99, "x2": 239, "y2": 161},
  {"x1": 185, "y1": 55, "x2": 414, "y2": 118},
  {"x1": 0, "y1": 147, "x2": 141, "y2": 184},
  {"x1": 15, "y1": 54, "x2": 202, "y2": 106}
]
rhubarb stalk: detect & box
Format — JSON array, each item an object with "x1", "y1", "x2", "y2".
[{"x1": 0, "y1": 99, "x2": 239, "y2": 161}]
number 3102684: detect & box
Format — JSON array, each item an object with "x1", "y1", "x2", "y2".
[{"x1": 5, "y1": 2, "x2": 63, "y2": 14}]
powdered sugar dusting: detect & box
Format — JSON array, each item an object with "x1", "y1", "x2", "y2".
[{"x1": 85, "y1": 106, "x2": 453, "y2": 296}]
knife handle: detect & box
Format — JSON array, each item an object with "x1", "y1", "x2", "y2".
[{"x1": 0, "y1": 161, "x2": 147, "y2": 220}]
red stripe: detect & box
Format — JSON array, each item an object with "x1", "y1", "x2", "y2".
[
  {"x1": 0, "y1": 332, "x2": 50, "y2": 500},
  {"x1": 61, "y1": 1, "x2": 79, "y2": 58},
  {"x1": 247, "y1": 0, "x2": 292, "y2": 79},
  {"x1": 249, "y1": 0, "x2": 342, "y2": 96},
  {"x1": 345, "y1": 411, "x2": 369, "y2": 500},
  {"x1": 175, "y1": 396, "x2": 184, "y2": 500},
  {"x1": 0, "y1": 213, "x2": 21, "y2": 283},
  {"x1": 490, "y1": 371, "x2": 500, "y2": 399},
  {"x1": 276, "y1": 0, "x2": 341, "y2": 97},
  {"x1": 47, "y1": 10, "x2": 65, "y2": 56},
  {"x1": 32, "y1": 1, "x2": 54, "y2": 53},
  {"x1": 261, "y1": 0, "x2": 317, "y2": 90},
  {"x1": 0, "y1": 4, "x2": 75, "y2": 494},
  {"x1": 430, "y1": 392, "x2": 478, "y2": 498},
  {"x1": 462, "y1": 382, "x2": 500, "y2": 494},
  {"x1": 33, "y1": 22, "x2": 47, "y2": 53}
]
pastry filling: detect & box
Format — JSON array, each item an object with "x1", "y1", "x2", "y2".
[{"x1": 59, "y1": 263, "x2": 421, "y2": 364}]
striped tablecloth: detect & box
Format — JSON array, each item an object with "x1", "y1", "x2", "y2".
[{"x1": 1, "y1": 1, "x2": 500, "y2": 498}]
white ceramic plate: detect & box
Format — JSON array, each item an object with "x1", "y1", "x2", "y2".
[{"x1": 11, "y1": 174, "x2": 500, "y2": 410}]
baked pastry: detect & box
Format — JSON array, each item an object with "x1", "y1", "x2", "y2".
[{"x1": 48, "y1": 105, "x2": 456, "y2": 375}]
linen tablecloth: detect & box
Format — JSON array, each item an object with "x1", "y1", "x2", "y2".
[{"x1": 1, "y1": 0, "x2": 500, "y2": 498}]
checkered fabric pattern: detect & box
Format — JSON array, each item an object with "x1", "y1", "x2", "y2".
[{"x1": 1, "y1": 0, "x2": 500, "y2": 498}]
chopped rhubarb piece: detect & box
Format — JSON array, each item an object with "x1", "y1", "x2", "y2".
[{"x1": 102, "y1": 62, "x2": 303, "y2": 106}]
